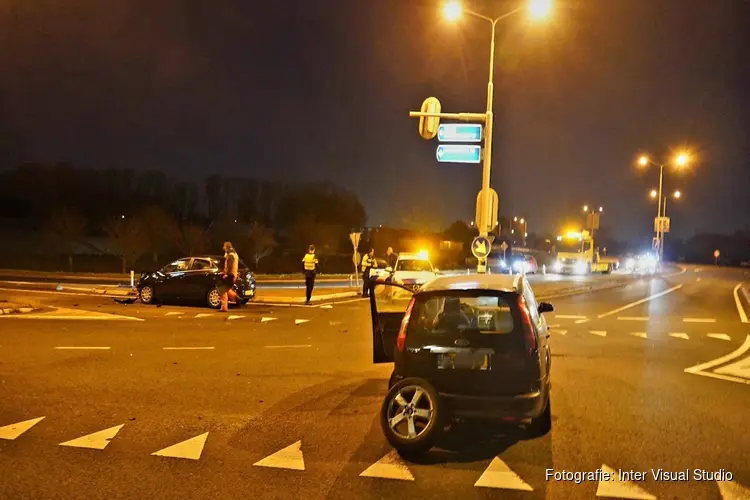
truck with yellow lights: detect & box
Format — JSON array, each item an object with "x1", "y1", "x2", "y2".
[{"x1": 552, "y1": 231, "x2": 619, "y2": 275}]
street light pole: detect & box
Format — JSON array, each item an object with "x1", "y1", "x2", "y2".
[{"x1": 656, "y1": 163, "x2": 664, "y2": 260}]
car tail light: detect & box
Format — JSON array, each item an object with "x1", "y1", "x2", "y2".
[
  {"x1": 517, "y1": 295, "x2": 537, "y2": 354},
  {"x1": 396, "y1": 297, "x2": 416, "y2": 352}
]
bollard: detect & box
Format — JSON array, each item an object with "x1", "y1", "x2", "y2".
[
  {"x1": 543, "y1": 264, "x2": 546, "y2": 275},
  {"x1": 130, "y1": 270, "x2": 134, "y2": 288}
]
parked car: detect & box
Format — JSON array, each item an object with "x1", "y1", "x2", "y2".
[
  {"x1": 392, "y1": 252, "x2": 437, "y2": 286},
  {"x1": 369, "y1": 273, "x2": 553, "y2": 455},
  {"x1": 137, "y1": 256, "x2": 256, "y2": 308}
]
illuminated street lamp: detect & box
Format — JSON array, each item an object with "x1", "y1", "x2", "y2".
[
  {"x1": 582, "y1": 204, "x2": 603, "y2": 239},
  {"x1": 443, "y1": 1, "x2": 551, "y2": 271},
  {"x1": 650, "y1": 189, "x2": 658, "y2": 199},
  {"x1": 636, "y1": 150, "x2": 692, "y2": 259}
]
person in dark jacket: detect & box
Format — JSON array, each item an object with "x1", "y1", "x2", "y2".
[
  {"x1": 386, "y1": 247, "x2": 398, "y2": 269},
  {"x1": 220, "y1": 241, "x2": 240, "y2": 312}
]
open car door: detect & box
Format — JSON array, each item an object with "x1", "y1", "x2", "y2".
[{"x1": 369, "y1": 280, "x2": 418, "y2": 363}]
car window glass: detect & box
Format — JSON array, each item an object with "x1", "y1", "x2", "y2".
[
  {"x1": 396, "y1": 260, "x2": 432, "y2": 272},
  {"x1": 372, "y1": 284, "x2": 414, "y2": 313},
  {"x1": 522, "y1": 279, "x2": 542, "y2": 328},
  {"x1": 409, "y1": 294, "x2": 515, "y2": 335},
  {"x1": 162, "y1": 259, "x2": 190, "y2": 273},
  {"x1": 191, "y1": 259, "x2": 213, "y2": 271}
]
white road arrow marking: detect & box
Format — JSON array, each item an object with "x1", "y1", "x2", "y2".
[
  {"x1": 261, "y1": 317, "x2": 277, "y2": 323},
  {"x1": 630, "y1": 332, "x2": 648, "y2": 339},
  {"x1": 717, "y1": 479, "x2": 750, "y2": 499},
  {"x1": 360, "y1": 450, "x2": 414, "y2": 481},
  {"x1": 596, "y1": 464, "x2": 656, "y2": 499},
  {"x1": 474, "y1": 457, "x2": 533, "y2": 490},
  {"x1": 0, "y1": 416, "x2": 45, "y2": 440},
  {"x1": 227, "y1": 315, "x2": 245, "y2": 320},
  {"x1": 253, "y1": 440, "x2": 305, "y2": 470},
  {"x1": 152, "y1": 432, "x2": 209, "y2": 460},
  {"x1": 295, "y1": 319, "x2": 310, "y2": 325},
  {"x1": 59, "y1": 424, "x2": 124, "y2": 450},
  {"x1": 707, "y1": 333, "x2": 731, "y2": 341},
  {"x1": 590, "y1": 330, "x2": 607, "y2": 337},
  {"x1": 669, "y1": 333, "x2": 690, "y2": 340}
]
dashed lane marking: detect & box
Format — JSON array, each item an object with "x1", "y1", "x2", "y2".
[
  {"x1": 717, "y1": 479, "x2": 750, "y2": 499},
  {"x1": 295, "y1": 319, "x2": 310, "y2": 325},
  {"x1": 163, "y1": 347, "x2": 215, "y2": 350},
  {"x1": 596, "y1": 464, "x2": 656, "y2": 499},
  {"x1": 360, "y1": 450, "x2": 414, "y2": 481},
  {"x1": 597, "y1": 284, "x2": 683, "y2": 319},
  {"x1": 707, "y1": 333, "x2": 731, "y2": 341},
  {"x1": 253, "y1": 440, "x2": 305, "y2": 471},
  {"x1": 555, "y1": 315, "x2": 587, "y2": 320},
  {"x1": 590, "y1": 330, "x2": 607, "y2": 337},
  {"x1": 0, "y1": 417, "x2": 45, "y2": 440},
  {"x1": 575, "y1": 318, "x2": 590, "y2": 324},
  {"x1": 194, "y1": 313, "x2": 214, "y2": 318},
  {"x1": 685, "y1": 335, "x2": 750, "y2": 385},
  {"x1": 555, "y1": 330, "x2": 568, "y2": 335},
  {"x1": 0, "y1": 307, "x2": 144, "y2": 321},
  {"x1": 59, "y1": 424, "x2": 124, "y2": 450},
  {"x1": 54, "y1": 346, "x2": 110, "y2": 350},
  {"x1": 261, "y1": 317, "x2": 277, "y2": 323},
  {"x1": 669, "y1": 333, "x2": 690, "y2": 340},
  {"x1": 630, "y1": 332, "x2": 648, "y2": 339},
  {"x1": 165, "y1": 312, "x2": 184, "y2": 316},
  {"x1": 152, "y1": 432, "x2": 208, "y2": 460},
  {"x1": 474, "y1": 457, "x2": 533, "y2": 490},
  {"x1": 683, "y1": 317, "x2": 716, "y2": 323},
  {"x1": 226, "y1": 315, "x2": 245, "y2": 320},
  {"x1": 617, "y1": 316, "x2": 649, "y2": 321}
]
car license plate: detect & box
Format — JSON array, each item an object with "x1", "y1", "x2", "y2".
[
  {"x1": 437, "y1": 351, "x2": 490, "y2": 371},
  {"x1": 244, "y1": 290, "x2": 254, "y2": 296}
]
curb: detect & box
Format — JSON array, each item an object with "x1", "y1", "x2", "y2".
[{"x1": 0, "y1": 306, "x2": 38, "y2": 315}]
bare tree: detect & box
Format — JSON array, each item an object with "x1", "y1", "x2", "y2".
[
  {"x1": 104, "y1": 216, "x2": 148, "y2": 273},
  {"x1": 138, "y1": 205, "x2": 178, "y2": 263},
  {"x1": 175, "y1": 224, "x2": 209, "y2": 255},
  {"x1": 44, "y1": 208, "x2": 87, "y2": 272},
  {"x1": 246, "y1": 222, "x2": 277, "y2": 268}
]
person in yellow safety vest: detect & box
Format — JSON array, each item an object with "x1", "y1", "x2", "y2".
[
  {"x1": 361, "y1": 248, "x2": 376, "y2": 297},
  {"x1": 301, "y1": 244, "x2": 319, "y2": 305}
]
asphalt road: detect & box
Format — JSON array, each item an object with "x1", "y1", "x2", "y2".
[{"x1": 1, "y1": 265, "x2": 749, "y2": 499}]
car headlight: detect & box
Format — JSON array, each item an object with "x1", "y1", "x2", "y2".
[
  {"x1": 499, "y1": 259, "x2": 507, "y2": 269},
  {"x1": 574, "y1": 261, "x2": 588, "y2": 274},
  {"x1": 553, "y1": 260, "x2": 563, "y2": 272},
  {"x1": 513, "y1": 261, "x2": 523, "y2": 270}
]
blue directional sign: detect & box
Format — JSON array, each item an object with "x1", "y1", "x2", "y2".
[
  {"x1": 436, "y1": 145, "x2": 482, "y2": 164},
  {"x1": 437, "y1": 123, "x2": 483, "y2": 143},
  {"x1": 471, "y1": 236, "x2": 491, "y2": 259}
]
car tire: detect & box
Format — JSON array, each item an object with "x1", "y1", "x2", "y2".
[
  {"x1": 380, "y1": 377, "x2": 443, "y2": 457},
  {"x1": 139, "y1": 285, "x2": 155, "y2": 305},
  {"x1": 206, "y1": 286, "x2": 222, "y2": 309},
  {"x1": 527, "y1": 395, "x2": 552, "y2": 438}
]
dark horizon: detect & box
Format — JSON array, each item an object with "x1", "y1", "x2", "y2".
[{"x1": 1, "y1": 0, "x2": 749, "y2": 243}]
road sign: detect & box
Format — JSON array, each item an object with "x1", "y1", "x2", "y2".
[
  {"x1": 437, "y1": 123, "x2": 482, "y2": 143},
  {"x1": 586, "y1": 213, "x2": 601, "y2": 231},
  {"x1": 418, "y1": 97, "x2": 441, "y2": 140},
  {"x1": 499, "y1": 241, "x2": 508, "y2": 256},
  {"x1": 654, "y1": 216, "x2": 670, "y2": 233},
  {"x1": 471, "y1": 236, "x2": 491, "y2": 259},
  {"x1": 436, "y1": 145, "x2": 481, "y2": 164},
  {"x1": 475, "y1": 189, "x2": 499, "y2": 233},
  {"x1": 349, "y1": 232, "x2": 361, "y2": 248}
]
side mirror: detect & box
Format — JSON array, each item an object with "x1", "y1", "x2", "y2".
[{"x1": 538, "y1": 302, "x2": 554, "y2": 314}]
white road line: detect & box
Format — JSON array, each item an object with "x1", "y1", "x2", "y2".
[
  {"x1": 683, "y1": 317, "x2": 716, "y2": 323},
  {"x1": 547, "y1": 324, "x2": 560, "y2": 328},
  {"x1": 733, "y1": 283, "x2": 749, "y2": 323},
  {"x1": 163, "y1": 347, "x2": 215, "y2": 350},
  {"x1": 617, "y1": 316, "x2": 649, "y2": 321},
  {"x1": 324, "y1": 297, "x2": 367, "y2": 305},
  {"x1": 54, "y1": 346, "x2": 111, "y2": 350},
  {"x1": 707, "y1": 333, "x2": 731, "y2": 341},
  {"x1": 264, "y1": 345, "x2": 312, "y2": 349},
  {"x1": 474, "y1": 457, "x2": 533, "y2": 490},
  {"x1": 0, "y1": 416, "x2": 45, "y2": 440},
  {"x1": 261, "y1": 317, "x2": 277, "y2": 323},
  {"x1": 717, "y1": 480, "x2": 750, "y2": 500},
  {"x1": 165, "y1": 312, "x2": 184, "y2": 316},
  {"x1": 226, "y1": 315, "x2": 245, "y2": 320},
  {"x1": 685, "y1": 335, "x2": 750, "y2": 385},
  {"x1": 669, "y1": 333, "x2": 690, "y2": 340},
  {"x1": 630, "y1": 332, "x2": 648, "y2": 339},
  {"x1": 360, "y1": 450, "x2": 414, "y2": 481},
  {"x1": 295, "y1": 319, "x2": 310, "y2": 325},
  {"x1": 574, "y1": 318, "x2": 590, "y2": 324},
  {"x1": 319, "y1": 304, "x2": 333, "y2": 309},
  {"x1": 596, "y1": 464, "x2": 656, "y2": 499},
  {"x1": 590, "y1": 330, "x2": 607, "y2": 337},
  {"x1": 59, "y1": 424, "x2": 124, "y2": 450},
  {"x1": 597, "y1": 284, "x2": 683, "y2": 318},
  {"x1": 554, "y1": 315, "x2": 587, "y2": 319},
  {"x1": 194, "y1": 313, "x2": 214, "y2": 318},
  {"x1": 555, "y1": 330, "x2": 568, "y2": 336}
]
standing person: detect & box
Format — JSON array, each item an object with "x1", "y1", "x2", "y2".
[
  {"x1": 361, "y1": 248, "x2": 375, "y2": 297},
  {"x1": 385, "y1": 247, "x2": 398, "y2": 270},
  {"x1": 301, "y1": 244, "x2": 318, "y2": 305},
  {"x1": 220, "y1": 241, "x2": 240, "y2": 312}
]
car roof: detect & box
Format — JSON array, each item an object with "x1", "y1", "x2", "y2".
[
  {"x1": 418, "y1": 273, "x2": 522, "y2": 293},
  {"x1": 398, "y1": 253, "x2": 428, "y2": 260}
]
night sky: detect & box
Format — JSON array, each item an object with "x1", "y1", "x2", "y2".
[{"x1": 1, "y1": 0, "x2": 748, "y2": 242}]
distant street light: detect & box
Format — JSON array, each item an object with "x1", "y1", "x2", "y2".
[
  {"x1": 582, "y1": 205, "x2": 588, "y2": 212},
  {"x1": 528, "y1": 0, "x2": 553, "y2": 20},
  {"x1": 443, "y1": 1, "x2": 462, "y2": 21},
  {"x1": 598, "y1": 206, "x2": 603, "y2": 213},
  {"x1": 650, "y1": 189, "x2": 658, "y2": 198},
  {"x1": 673, "y1": 190, "x2": 682, "y2": 199}
]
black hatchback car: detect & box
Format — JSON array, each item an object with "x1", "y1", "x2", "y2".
[
  {"x1": 369, "y1": 273, "x2": 553, "y2": 455},
  {"x1": 137, "y1": 256, "x2": 256, "y2": 308}
]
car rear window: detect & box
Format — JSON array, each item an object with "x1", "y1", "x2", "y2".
[
  {"x1": 396, "y1": 259, "x2": 432, "y2": 272},
  {"x1": 408, "y1": 292, "x2": 516, "y2": 336}
]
